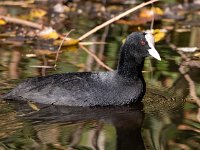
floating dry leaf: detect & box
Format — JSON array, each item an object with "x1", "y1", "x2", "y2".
[
  {"x1": 152, "y1": 7, "x2": 164, "y2": 15},
  {"x1": 153, "y1": 29, "x2": 166, "y2": 42},
  {"x1": 139, "y1": 7, "x2": 164, "y2": 18},
  {"x1": 38, "y1": 27, "x2": 59, "y2": 39},
  {"x1": 0, "y1": 19, "x2": 6, "y2": 25},
  {"x1": 146, "y1": 29, "x2": 167, "y2": 42},
  {"x1": 61, "y1": 46, "x2": 79, "y2": 52},
  {"x1": 30, "y1": 8, "x2": 47, "y2": 18},
  {"x1": 54, "y1": 38, "x2": 79, "y2": 46}
]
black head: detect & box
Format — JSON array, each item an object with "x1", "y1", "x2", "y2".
[{"x1": 121, "y1": 32, "x2": 161, "y2": 61}]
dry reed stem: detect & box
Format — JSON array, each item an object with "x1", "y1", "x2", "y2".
[
  {"x1": 54, "y1": 29, "x2": 75, "y2": 68},
  {"x1": 78, "y1": 0, "x2": 159, "y2": 41},
  {"x1": 79, "y1": 45, "x2": 113, "y2": 71},
  {"x1": 0, "y1": 15, "x2": 43, "y2": 29},
  {"x1": 0, "y1": 1, "x2": 32, "y2": 6},
  {"x1": 79, "y1": 42, "x2": 107, "y2": 45}
]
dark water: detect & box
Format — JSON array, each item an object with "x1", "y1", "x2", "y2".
[{"x1": 0, "y1": 1, "x2": 200, "y2": 150}]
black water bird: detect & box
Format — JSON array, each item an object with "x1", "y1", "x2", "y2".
[{"x1": 3, "y1": 32, "x2": 161, "y2": 106}]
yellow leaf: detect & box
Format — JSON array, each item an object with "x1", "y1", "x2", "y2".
[
  {"x1": 54, "y1": 38, "x2": 79, "y2": 46},
  {"x1": 38, "y1": 27, "x2": 59, "y2": 39},
  {"x1": 30, "y1": 8, "x2": 47, "y2": 18},
  {"x1": 0, "y1": 19, "x2": 6, "y2": 25},
  {"x1": 139, "y1": 7, "x2": 164, "y2": 18},
  {"x1": 139, "y1": 8, "x2": 153, "y2": 18},
  {"x1": 147, "y1": 29, "x2": 166, "y2": 43},
  {"x1": 61, "y1": 45, "x2": 79, "y2": 52},
  {"x1": 42, "y1": 31, "x2": 58, "y2": 39},
  {"x1": 152, "y1": 7, "x2": 164, "y2": 15}
]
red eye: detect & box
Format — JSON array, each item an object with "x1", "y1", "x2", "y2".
[{"x1": 140, "y1": 40, "x2": 146, "y2": 45}]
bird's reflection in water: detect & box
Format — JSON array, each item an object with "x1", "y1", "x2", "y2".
[{"x1": 11, "y1": 102, "x2": 145, "y2": 150}]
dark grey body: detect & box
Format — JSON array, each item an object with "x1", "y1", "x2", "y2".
[{"x1": 3, "y1": 71, "x2": 145, "y2": 106}]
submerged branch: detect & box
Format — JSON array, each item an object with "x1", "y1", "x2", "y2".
[{"x1": 169, "y1": 43, "x2": 200, "y2": 108}]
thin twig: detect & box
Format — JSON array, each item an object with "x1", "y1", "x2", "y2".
[
  {"x1": 79, "y1": 42, "x2": 107, "y2": 45},
  {"x1": 79, "y1": 45, "x2": 113, "y2": 71},
  {"x1": 0, "y1": 15, "x2": 43, "y2": 29},
  {"x1": 78, "y1": 0, "x2": 159, "y2": 41},
  {"x1": 150, "y1": 3, "x2": 155, "y2": 32},
  {"x1": 96, "y1": 26, "x2": 109, "y2": 70},
  {"x1": 0, "y1": 1, "x2": 32, "y2": 6},
  {"x1": 41, "y1": 55, "x2": 47, "y2": 76},
  {"x1": 30, "y1": 65, "x2": 54, "y2": 68},
  {"x1": 54, "y1": 29, "x2": 75, "y2": 68}
]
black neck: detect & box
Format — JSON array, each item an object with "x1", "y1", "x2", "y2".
[{"x1": 117, "y1": 50, "x2": 144, "y2": 78}]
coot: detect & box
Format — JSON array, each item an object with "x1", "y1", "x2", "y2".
[{"x1": 3, "y1": 32, "x2": 161, "y2": 106}]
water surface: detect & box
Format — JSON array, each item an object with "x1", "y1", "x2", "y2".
[{"x1": 0, "y1": 0, "x2": 200, "y2": 149}]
